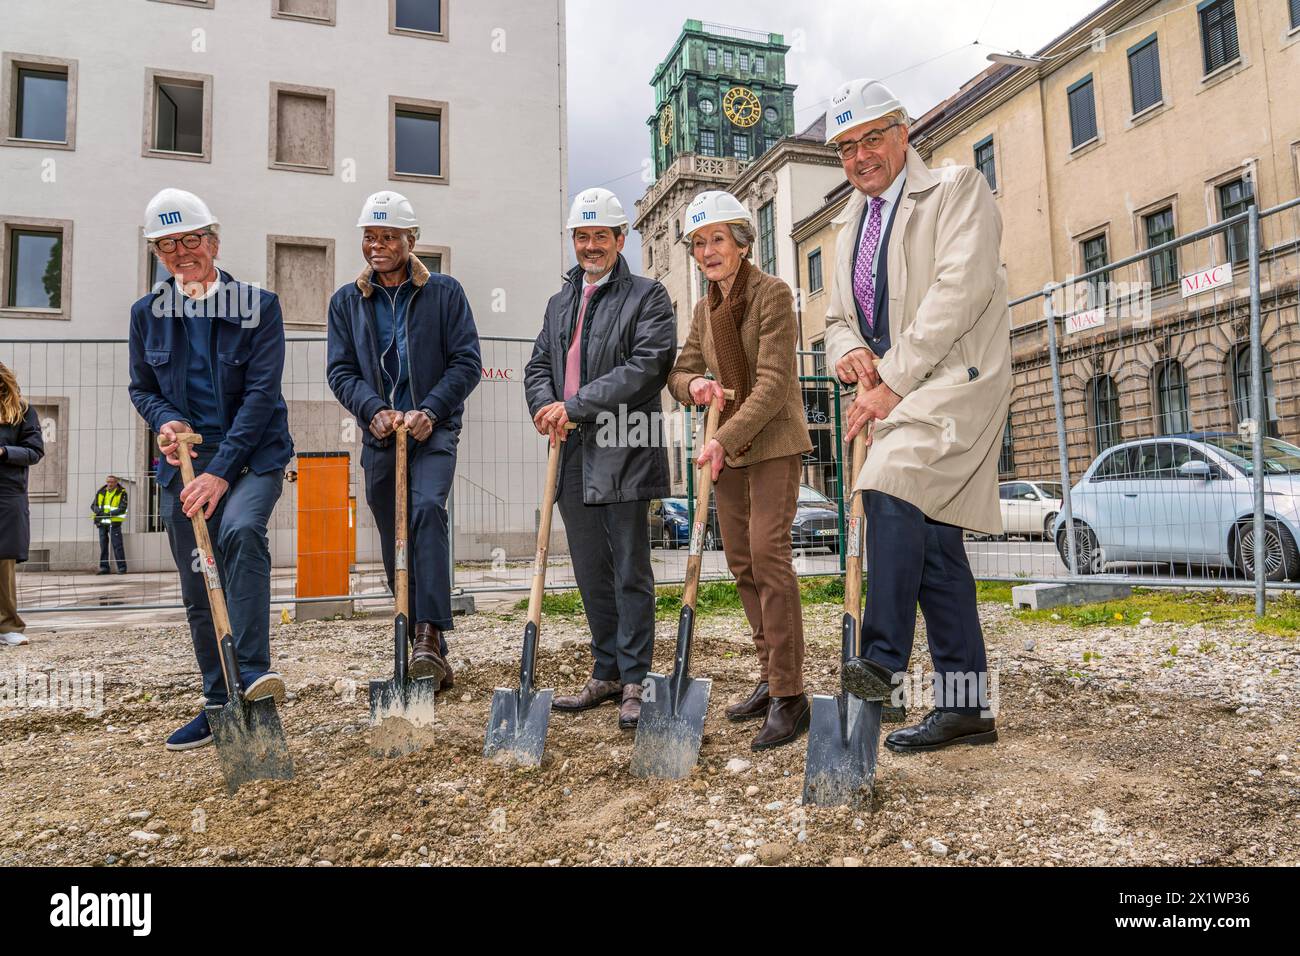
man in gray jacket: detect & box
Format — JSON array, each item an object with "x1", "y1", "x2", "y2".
[{"x1": 525, "y1": 187, "x2": 676, "y2": 731}]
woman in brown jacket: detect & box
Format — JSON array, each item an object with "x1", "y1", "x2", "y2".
[{"x1": 667, "y1": 191, "x2": 813, "y2": 751}]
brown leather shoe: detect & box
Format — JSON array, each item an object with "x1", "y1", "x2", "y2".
[
  {"x1": 551, "y1": 677, "x2": 621, "y2": 712},
  {"x1": 410, "y1": 623, "x2": 448, "y2": 683},
  {"x1": 618, "y1": 683, "x2": 642, "y2": 731},
  {"x1": 725, "y1": 681, "x2": 770, "y2": 722},
  {"x1": 751, "y1": 693, "x2": 811, "y2": 751}
]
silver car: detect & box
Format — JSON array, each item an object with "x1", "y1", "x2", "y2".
[{"x1": 1053, "y1": 433, "x2": 1300, "y2": 581}]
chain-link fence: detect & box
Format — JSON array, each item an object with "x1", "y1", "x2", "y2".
[{"x1": 5, "y1": 196, "x2": 1298, "y2": 617}]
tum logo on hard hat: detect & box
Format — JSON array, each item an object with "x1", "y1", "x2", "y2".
[
  {"x1": 691, "y1": 211, "x2": 707, "y2": 224},
  {"x1": 373, "y1": 212, "x2": 387, "y2": 221},
  {"x1": 159, "y1": 211, "x2": 183, "y2": 226},
  {"x1": 835, "y1": 110, "x2": 853, "y2": 126},
  {"x1": 582, "y1": 211, "x2": 597, "y2": 221}
]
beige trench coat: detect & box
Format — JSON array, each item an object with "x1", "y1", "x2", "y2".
[{"x1": 824, "y1": 146, "x2": 1011, "y2": 535}]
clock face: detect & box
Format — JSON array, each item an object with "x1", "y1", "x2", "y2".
[
  {"x1": 699, "y1": 98, "x2": 715, "y2": 115},
  {"x1": 659, "y1": 105, "x2": 674, "y2": 146},
  {"x1": 723, "y1": 87, "x2": 762, "y2": 128}
]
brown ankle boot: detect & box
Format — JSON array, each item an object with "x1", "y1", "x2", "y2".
[
  {"x1": 552, "y1": 677, "x2": 621, "y2": 712},
  {"x1": 751, "y1": 693, "x2": 811, "y2": 751},
  {"x1": 618, "y1": 683, "x2": 642, "y2": 731},
  {"x1": 410, "y1": 623, "x2": 447, "y2": 682},
  {"x1": 725, "y1": 681, "x2": 770, "y2": 722}
]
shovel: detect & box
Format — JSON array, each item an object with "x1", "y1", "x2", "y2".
[
  {"x1": 483, "y1": 423, "x2": 574, "y2": 766},
  {"x1": 165, "y1": 432, "x2": 294, "y2": 795},
  {"x1": 802, "y1": 425, "x2": 882, "y2": 808},
  {"x1": 631, "y1": 389, "x2": 732, "y2": 781},
  {"x1": 369, "y1": 422, "x2": 439, "y2": 758}
]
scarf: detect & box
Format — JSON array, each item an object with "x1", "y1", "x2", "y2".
[{"x1": 708, "y1": 257, "x2": 753, "y2": 431}]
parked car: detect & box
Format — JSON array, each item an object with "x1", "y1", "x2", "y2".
[
  {"x1": 649, "y1": 485, "x2": 842, "y2": 553},
  {"x1": 1051, "y1": 433, "x2": 1300, "y2": 581},
  {"x1": 998, "y1": 480, "x2": 1063, "y2": 539}
]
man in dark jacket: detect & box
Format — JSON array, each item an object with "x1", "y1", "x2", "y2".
[
  {"x1": 327, "y1": 191, "x2": 481, "y2": 690},
  {"x1": 128, "y1": 188, "x2": 294, "y2": 752},
  {"x1": 524, "y1": 187, "x2": 676, "y2": 731},
  {"x1": 91, "y1": 475, "x2": 129, "y2": 575}
]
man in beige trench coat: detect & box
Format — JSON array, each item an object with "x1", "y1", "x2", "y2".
[{"x1": 821, "y1": 78, "x2": 1012, "y2": 754}]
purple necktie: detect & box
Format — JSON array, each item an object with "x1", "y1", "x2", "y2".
[
  {"x1": 564, "y1": 283, "x2": 599, "y2": 400},
  {"x1": 852, "y1": 197, "x2": 885, "y2": 333}
]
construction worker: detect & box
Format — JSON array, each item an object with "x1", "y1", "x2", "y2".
[
  {"x1": 91, "y1": 475, "x2": 129, "y2": 574},
  {"x1": 524, "y1": 188, "x2": 676, "y2": 731},
  {"x1": 128, "y1": 188, "x2": 295, "y2": 752},
  {"x1": 327, "y1": 191, "x2": 481, "y2": 692}
]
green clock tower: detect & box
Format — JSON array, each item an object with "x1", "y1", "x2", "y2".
[{"x1": 648, "y1": 20, "x2": 797, "y2": 179}]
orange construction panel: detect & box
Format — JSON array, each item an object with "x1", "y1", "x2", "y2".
[{"x1": 296, "y1": 453, "x2": 350, "y2": 599}]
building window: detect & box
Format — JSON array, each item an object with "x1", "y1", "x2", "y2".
[
  {"x1": 1218, "y1": 176, "x2": 1254, "y2": 264},
  {"x1": 973, "y1": 135, "x2": 996, "y2": 191},
  {"x1": 1089, "y1": 374, "x2": 1122, "y2": 453},
  {"x1": 269, "y1": 83, "x2": 334, "y2": 174},
  {"x1": 1, "y1": 217, "x2": 72, "y2": 319},
  {"x1": 1067, "y1": 75, "x2": 1098, "y2": 149},
  {"x1": 998, "y1": 415, "x2": 1015, "y2": 478},
  {"x1": 390, "y1": 0, "x2": 447, "y2": 39},
  {"x1": 807, "y1": 248, "x2": 824, "y2": 293},
  {"x1": 764, "y1": 136, "x2": 779, "y2": 152},
  {"x1": 144, "y1": 242, "x2": 171, "y2": 294},
  {"x1": 754, "y1": 56, "x2": 765, "y2": 74},
  {"x1": 1155, "y1": 360, "x2": 1190, "y2": 435},
  {"x1": 1127, "y1": 34, "x2": 1162, "y2": 114},
  {"x1": 757, "y1": 202, "x2": 776, "y2": 275},
  {"x1": 1229, "y1": 343, "x2": 1280, "y2": 438},
  {"x1": 1198, "y1": 0, "x2": 1239, "y2": 75},
  {"x1": 739, "y1": 52, "x2": 749, "y2": 71},
  {"x1": 389, "y1": 96, "x2": 447, "y2": 183},
  {"x1": 1081, "y1": 233, "x2": 1109, "y2": 307},
  {"x1": 707, "y1": 48, "x2": 717, "y2": 69},
  {"x1": 272, "y1": 0, "x2": 335, "y2": 24},
  {"x1": 1144, "y1": 207, "x2": 1178, "y2": 290},
  {"x1": 699, "y1": 129, "x2": 716, "y2": 156},
  {"x1": 1292, "y1": 0, "x2": 1300, "y2": 30},
  {"x1": 724, "y1": 50, "x2": 733, "y2": 70},
  {"x1": 2, "y1": 54, "x2": 77, "y2": 149},
  {"x1": 144, "y1": 69, "x2": 213, "y2": 163},
  {"x1": 733, "y1": 132, "x2": 750, "y2": 161},
  {"x1": 266, "y1": 236, "x2": 335, "y2": 329},
  {"x1": 811, "y1": 339, "x2": 827, "y2": 377},
  {"x1": 416, "y1": 244, "x2": 449, "y2": 275}
]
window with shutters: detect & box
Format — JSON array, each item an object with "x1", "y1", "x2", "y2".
[
  {"x1": 973, "y1": 135, "x2": 996, "y2": 191},
  {"x1": 758, "y1": 202, "x2": 776, "y2": 275},
  {"x1": 1067, "y1": 75, "x2": 1097, "y2": 149},
  {"x1": 1127, "y1": 34, "x2": 1162, "y2": 114},
  {"x1": 1198, "y1": 0, "x2": 1239, "y2": 75},
  {"x1": 1155, "y1": 360, "x2": 1190, "y2": 435},
  {"x1": 1143, "y1": 207, "x2": 1178, "y2": 290},
  {"x1": 1218, "y1": 177, "x2": 1253, "y2": 264}
]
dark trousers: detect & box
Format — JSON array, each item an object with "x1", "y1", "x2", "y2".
[
  {"x1": 862, "y1": 491, "x2": 989, "y2": 715},
  {"x1": 363, "y1": 430, "x2": 456, "y2": 649},
  {"x1": 98, "y1": 523, "x2": 127, "y2": 572},
  {"x1": 556, "y1": 441, "x2": 655, "y2": 686},
  {"x1": 161, "y1": 463, "x2": 283, "y2": 707}
]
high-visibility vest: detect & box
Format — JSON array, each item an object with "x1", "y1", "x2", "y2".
[{"x1": 94, "y1": 487, "x2": 127, "y2": 524}]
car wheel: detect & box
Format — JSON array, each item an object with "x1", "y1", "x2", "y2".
[
  {"x1": 1042, "y1": 512, "x2": 1058, "y2": 541},
  {"x1": 1233, "y1": 519, "x2": 1300, "y2": 582},
  {"x1": 704, "y1": 527, "x2": 719, "y2": 551},
  {"x1": 1056, "y1": 522, "x2": 1101, "y2": 574}
]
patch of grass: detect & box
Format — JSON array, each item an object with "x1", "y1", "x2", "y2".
[
  {"x1": 1016, "y1": 587, "x2": 1284, "y2": 633},
  {"x1": 976, "y1": 581, "x2": 1015, "y2": 604},
  {"x1": 513, "y1": 591, "x2": 585, "y2": 616}
]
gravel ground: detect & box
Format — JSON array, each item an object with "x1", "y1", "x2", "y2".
[{"x1": 1, "y1": 600, "x2": 1296, "y2": 867}]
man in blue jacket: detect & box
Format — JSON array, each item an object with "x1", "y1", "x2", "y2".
[
  {"x1": 128, "y1": 188, "x2": 295, "y2": 752},
  {"x1": 327, "y1": 191, "x2": 481, "y2": 690}
]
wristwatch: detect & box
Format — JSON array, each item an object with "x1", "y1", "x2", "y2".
[{"x1": 419, "y1": 408, "x2": 439, "y2": 429}]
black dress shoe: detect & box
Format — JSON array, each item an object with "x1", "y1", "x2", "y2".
[
  {"x1": 751, "y1": 694, "x2": 810, "y2": 751},
  {"x1": 725, "y1": 681, "x2": 770, "y2": 722},
  {"x1": 885, "y1": 710, "x2": 997, "y2": 754},
  {"x1": 841, "y1": 656, "x2": 896, "y2": 702}
]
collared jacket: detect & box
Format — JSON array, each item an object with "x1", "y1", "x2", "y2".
[
  {"x1": 327, "y1": 255, "x2": 481, "y2": 449},
  {"x1": 524, "y1": 255, "x2": 675, "y2": 505},
  {"x1": 823, "y1": 146, "x2": 1012, "y2": 535},
  {"x1": 0, "y1": 404, "x2": 44, "y2": 562},
  {"x1": 128, "y1": 271, "x2": 294, "y2": 489}
]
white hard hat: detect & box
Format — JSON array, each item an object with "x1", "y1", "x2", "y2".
[
  {"x1": 683, "y1": 191, "x2": 752, "y2": 240},
  {"x1": 825, "y1": 78, "x2": 906, "y2": 144},
  {"x1": 567, "y1": 188, "x2": 628, "y2": 231},
  {"x1": 143, "y1": 188, "x2": 218, "y2": 240},
  {"x1": 357, "y1": 190, "x2": 419, "y2": 231}
]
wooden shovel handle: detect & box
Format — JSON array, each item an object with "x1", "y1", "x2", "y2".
[
  {"x1": 527, "y1": 423, "x2": 576, "y2": 628},
  {"x1": 844, "y1": 358, "x2": 881, "y2": 624},
  {"x1": 683, "y1": 389, "x2": 735, "y2": 609},
  {"x1": 394, "y1": 422, "x2": 409, "y2": 620}
]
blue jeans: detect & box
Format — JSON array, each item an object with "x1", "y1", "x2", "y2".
[{"x1": 161, "y1": 458, "x2": 283, "y2": 706}]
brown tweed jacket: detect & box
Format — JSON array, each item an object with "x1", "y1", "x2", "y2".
[{"x1": 668, "y1": 266, "x2": 812, "y2": 468}]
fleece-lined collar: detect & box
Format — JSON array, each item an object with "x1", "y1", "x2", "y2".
[{"x1": 355, "y1": 253, "x2": 431, "y2": 298}]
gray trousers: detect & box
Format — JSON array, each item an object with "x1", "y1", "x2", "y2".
[{"x1": 556, "y1": 441, "x2": 655, "y2": 686}]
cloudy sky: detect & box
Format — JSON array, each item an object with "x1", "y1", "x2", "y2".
[{"x1": 565, "y1": 0, "x2": 1100, "y2": 265}]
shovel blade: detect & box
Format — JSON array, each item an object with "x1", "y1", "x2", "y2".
[
  {"x1": 630, "y1": 673, "x2": 712, "y2": 780},
  {"x1": 368, "y1": 678, "x2": 439, "y2": 758},
  {"x1": 206, "y1": 697, "x2": 294, "y2": 795},
  {"x1": 483, "y1": 687, "x2": 553, "y2": 767},
  {"x1": 801, "y1": 693, "x2": 882, "y2": 808}
]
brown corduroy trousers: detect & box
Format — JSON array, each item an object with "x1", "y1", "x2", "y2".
[
  {"x1": 713, "y1": 453, "x2": 804, "y2": 697},
  {"x1": 0, "y1": 559, "x2": 26, "y2": 633}
]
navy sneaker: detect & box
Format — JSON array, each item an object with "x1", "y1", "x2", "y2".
[
  {"x1": 241, "y1": 671, "x2": 285, "y2": 704},
  {"x1": 165, "y1": 711, "x2": 213, "y2": 751}
]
